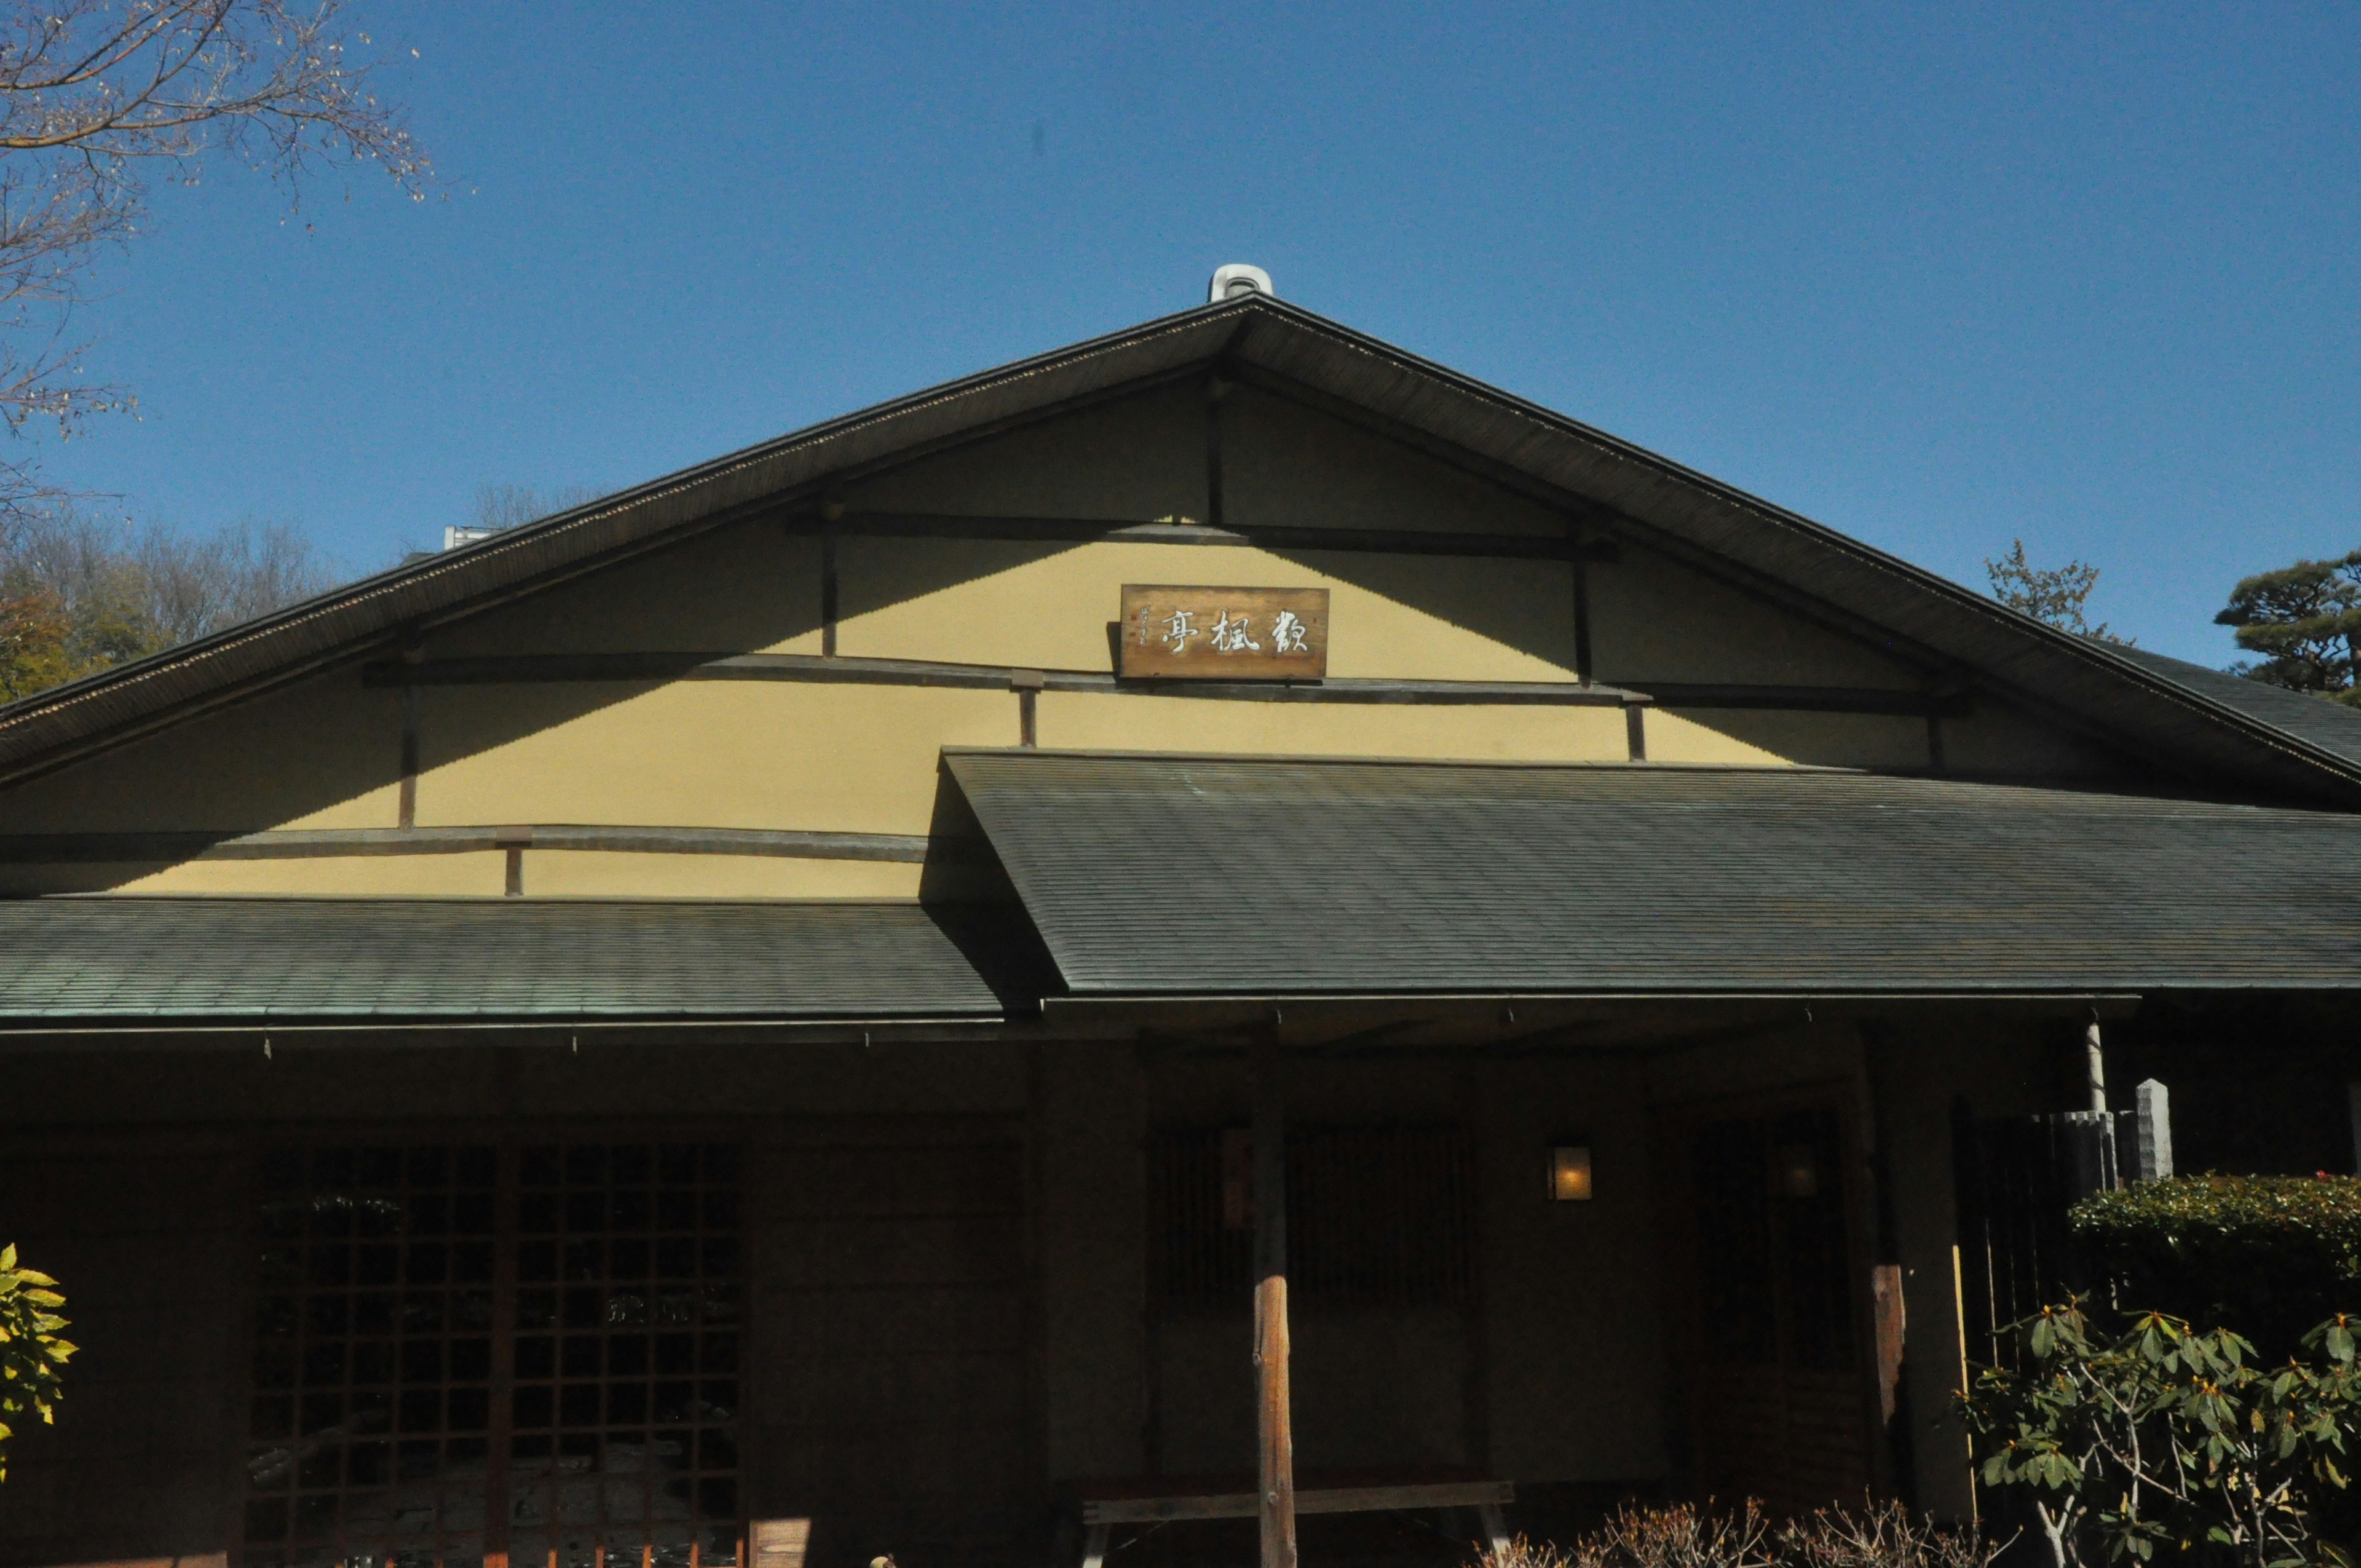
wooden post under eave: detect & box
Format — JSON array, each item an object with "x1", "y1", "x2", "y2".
[
  {"x1": 1252, "y1": 1035, "x2": 1299, "y2": 1568},
  {"x1": 2084, "y1": 1016, "x2": 2108, "y2": 1115}
]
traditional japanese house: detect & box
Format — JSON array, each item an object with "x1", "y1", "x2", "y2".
[{"x1": 4, "y1": 271, "x2": 2360, "y2": 1568}]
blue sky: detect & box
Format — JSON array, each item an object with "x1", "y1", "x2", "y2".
[{"x1": 31, "y1": 2, "x2": 2358, "y2": 664}]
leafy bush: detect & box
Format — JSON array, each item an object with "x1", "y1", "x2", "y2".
[
  {"x1": 2073, "y1": 1176, "x2": 2361, "y2": 1356},
  {"x1": 0, "y1": 1243, "x2": 73, "y2": 1482},
  {"x1": 1473, "y1": 1502, "x2": 1993, "y2": 1568},
  {"x1": 1961, "y1": 1299, "x2": 2361, "y2": 1568}
]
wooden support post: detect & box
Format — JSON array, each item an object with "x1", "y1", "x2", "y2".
[
  {"x1": 2084, "y1": 1016, "x2": 2107, "y2": 1114},
  {"x1": 397, "y1": 625, "x2": 424, "y2": 829},
  {"x1": 1206, "y1": 374, "x2": 1230, "y2": 531},
  {"x1": 1252, "y1": 1034, "x2": 1298, "y2": 1568}
]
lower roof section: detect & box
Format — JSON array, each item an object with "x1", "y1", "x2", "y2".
[
  {"x1": 2114, "y1": 646, "x2": 2361, "y2": 770},
  {"x1": 16, "y1": 753, "x2": 2361, "y2": 1026},
  {"x1": 0, "y1": 897, "x2": 1032, "y2": 1023},
  {"x1": 943, "y1": 749, "x2": 2361, "y2": 997}
]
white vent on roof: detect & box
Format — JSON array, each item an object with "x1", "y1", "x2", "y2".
[{"x1": 1208, "y1": 263, "x2": 1273, "y2": 303}]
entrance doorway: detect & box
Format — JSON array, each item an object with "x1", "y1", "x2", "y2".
[{"x1": 1661, "y1": 1096, "x2": 1877, "y2": 1514}]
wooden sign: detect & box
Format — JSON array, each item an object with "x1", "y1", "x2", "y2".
[{"x1": 1118, "y1": 585, "x2": 1329, "y2": 680}]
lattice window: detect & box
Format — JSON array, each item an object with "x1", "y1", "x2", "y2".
[
  {"x1": 1147, "y1": 1125, "x2": 1474, "y2": 1311},
  {"x1": 248, "y1": 1146, "x2": 500, "y2": 1568},
  {"x1": 243, "y1": 1142, "x2": 742, "y2": 1568},
  {"x1": 509, "y1": 1142, "x2": 742, "y2": 1568}
]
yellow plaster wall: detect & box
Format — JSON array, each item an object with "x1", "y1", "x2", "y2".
[
  {"x1": 109, "y1": 853, "x2": 511, "y2": 897},
  {"x1": 0, "y1": 861, "x2": 162, "y2": 896},
  {"x1": 1221, "y1": 383, "x2": 1565, "y2": 537},
  {"x1": 414, "y1": 680, "x2": 1019, "y2": 835},
  {"x1": 520, "y1": 852, "x2": 922, "y2": 900},
  {"x1": 0, "y1": 374, "x2": 2162, "y2": 903},
  {"x1": 0, "y1": 670, "x2": 402, "y2": 833},
  {"x1": 1592, "y1": 541, "x2": 1920, "y2": 687},
  {"x1": 839, "y1": 539, "x2": 1580, "y2": 679},
  {"x1": 1645, "y1": 708, "x2": 1931, "y2": 769},
  {"x1": 1035, "y1": 690, "x2": 1629, "y2": 761},
  {"x1": 430, "y1": 521, "x2": 825, "y2": 658},
  {"x1": 1944, "y1": 697, "x2": 2123, "y2": 777},
  {"x1": 843, "y1": 380, "x2": 1208, "y2": 521}
]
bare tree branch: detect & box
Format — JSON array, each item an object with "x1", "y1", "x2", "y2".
[{"x1": 0, "y1": 0, "x2": 429, "y2": 518}]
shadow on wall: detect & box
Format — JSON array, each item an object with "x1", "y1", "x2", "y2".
[{"x1": 0, "y1": 365, "x2": 1963, "y2": 893}]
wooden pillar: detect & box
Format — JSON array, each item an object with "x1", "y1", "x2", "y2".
[
  {"x1": 2084, "y1": 1017, "x2": 2107, "y2": 1114},
  {"x1": 1252, "y1": 1035, "x2": 1298, "y2": 1568}
]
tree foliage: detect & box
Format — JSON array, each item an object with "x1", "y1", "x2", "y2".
[
  {"x1": 0, "y1": 505, "x2": 336, "y2": 698},
  {"x1": 2215, "y1": 552, "x2": 2361, "y2": 707},
  {"x1": 0, "y1": 0, "x2": 429, "y2": 512},
  {"x1": 0, "y1": 1241, "x2": 73, "y2": 1483},
  {"x1": 2073, "y1": 1177, "x2": 2361, "y2": 1360},
  {"x1": 1962, "y1": 1300, "x2": 2361, "y2": 1568},
  {"x1": 1987, "y1": 540, "x2": 2130, "y2": 644}
]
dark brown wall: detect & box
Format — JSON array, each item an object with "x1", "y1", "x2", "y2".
[
  {"x1": 0, "y1": 1133, "x2": 245, "y2": 1567},
  {"x1": 750, "y1": 1125, "x2": 1034, "y2": 1568},
  {"x1": 13, "y1": 1013, "x2": 2317, "y2": 1567},
  {"x1": 0, "y1": 1038, "x2": 1039, "y2": 1568}
]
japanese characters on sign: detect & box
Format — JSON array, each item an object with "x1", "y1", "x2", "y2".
[{"x1": 1117, "y1": 585, "x2": 1329, "y2": 680}]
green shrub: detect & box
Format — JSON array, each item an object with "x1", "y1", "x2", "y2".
[
  {"x1": 0, "y1": 1243, "x2": 73, "y2": 1483},
  {"x1": 1962, "y1": 1300, "x2": 2361, "y2": 1568},
  {"x1": 2071, "y1": 1176, "x2": 2361, "y2": 1356}
]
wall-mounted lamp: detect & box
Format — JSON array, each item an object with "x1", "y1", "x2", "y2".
[
  {"x1": 1776, "y1": 1141, "x2": 1821, "y2": 1199},
  {"x1": 1548, "y1": 1142, "x2": 1594, "y2": 1202}
]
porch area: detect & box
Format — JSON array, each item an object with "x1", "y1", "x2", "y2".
[{"x1": 0, "y1": 996, "x2": 2203, "y2": 1568}]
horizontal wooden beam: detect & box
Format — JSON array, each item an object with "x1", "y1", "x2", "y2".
[
  {"x1": 360, "y1": 649, "x2": 1958, "y2": 716},
  {"x1": 1, "y1": 824, "x2": 931, "y2": 865},
  {"x1": 1083, "y1": 1479, "x2": 1513, "y2": 1526},
  {"x1": 362, "y1": 650, "x2": 1642, "y2": 702},
  {"x1": 1123, "y1": 675, "x2": 1629, "y2": 707},
  {"x1": 366, "y1": 651, "x2": 1014, "y2": 691},
  {"x1": 804, "y1": 510, "x2": 1621, "y2": 563}
]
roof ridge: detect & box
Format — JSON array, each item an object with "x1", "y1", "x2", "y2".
[{"x1": 2, "y1": 291, "x2": 2355, "y2": 807}]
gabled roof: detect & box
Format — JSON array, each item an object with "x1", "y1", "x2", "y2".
[
  {"x1": 944, "y1": 750, "x2": 2361, "y2": 997},
  {"x1": 2, "y1": 293, "x2": 2354, "y2": 806}
]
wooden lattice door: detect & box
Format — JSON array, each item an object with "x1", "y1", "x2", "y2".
[{"x1": 1661, "y1": 1098, "x2": 1878, "y2": 1514}]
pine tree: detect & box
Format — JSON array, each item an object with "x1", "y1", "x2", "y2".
[
  {"x1": 2215, "y1": 550, "x2": 2361, "y2": 705},
  {"x1": 1985, "y1": 540, "x2": 2129, "y2": 643}
]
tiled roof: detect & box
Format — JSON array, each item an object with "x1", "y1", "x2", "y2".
[
  {"x1": 946, "y1": 750, "x2": 2361, "y2": 996},
  {"x1": 0, "y1": 898, "x2": 1037, "y2": 1021}
]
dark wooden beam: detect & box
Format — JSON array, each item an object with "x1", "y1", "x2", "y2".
[
  {"x1": 1, "y1": 824, "x2": 933, "y2": 865},
  {"x1": 364, "y1": 649, "x2": 1645, "y2": 703},
  {"x1": 804, "y1": 509, "x2": 1619, "y2": 563},
  {"x1": 363, "y1": 647, "x2": 1977, "y2": 718},
  {"x1": 819, "y1": 533, "x2": 839, "y2": 657},
  {"x1": 1206, "y1": 374, "x2": 1229, "y2": 531}
]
